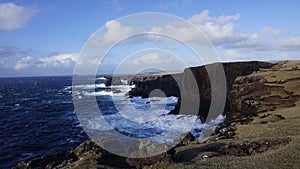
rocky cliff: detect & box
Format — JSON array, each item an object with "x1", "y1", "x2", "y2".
[{"x1": 129, "y1": 61, "x2": 274, "y2": 121}]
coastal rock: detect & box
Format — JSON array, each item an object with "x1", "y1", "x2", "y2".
[
  {"x1": 220, "y1": 137, "x2": 292, "y2": 156},
  {"x1": 276, "y1": 79, "x2": 287, "y2": 84},
  {"x1": 13, "y1": 152, "x2": 67, "y2": 169},
  {"x1": 126, "y1": 152, "x2": 173, "y2": 169},
  {"x1": 130, "y1": 61, "x2": 273, "y2": 121},
  {"x1": 14, "y1": 141, "x2": 130, "y2": 169},
  {"x1": 129, "y1": 74, "x2": 181, "y2": 98},
  {"x1": 14, "y1": 140, "x2": 177, "y2": 169},
  {"x1": 178, "y1": 132, "x2": 195, "y2": 146},
  {"x1": 105, "y1": 76, "x2": 122, "y2": 86}
]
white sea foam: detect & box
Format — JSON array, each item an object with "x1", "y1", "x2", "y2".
[
  {"x1": 83, "y1": 111, "x2": 218, "y2": 143},
  {"x1": 83, "y1": 91, "x2": 114, "y2": 96},
  {"x1": 97, "y1": 77, "x2": 107, "y2": 80},
  {"x1": 121, "y1": 79, "x2": 128, "y2": 85},
  {"x1": 74, "y1": 83, "x2": 224, "y2": 143},
  {"x1": 191, "y1": 115, "x2": 224, "y2": 139},
  {"x1": 80, "y1": 84, "x2": 135, "y2": 97},
  {"x1": 64, "y1": 83, "x2": 108, "y2": 91}
]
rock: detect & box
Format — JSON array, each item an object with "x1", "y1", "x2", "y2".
[
  {"x1": 235, "y1": 75, "x2": 264, "y2": 84},
  {"x1": 14, "y1": 141, "x2": 132, "y2": 169},
  {"x1": 126, "y1": 152, "x2": 173, "y2": 169},
  {"x1": 220, "y1": 137, "x2": 292, "y2": 156},
  {"x1": 13, "y1": 161, "x2": 28, "y2": 169},
  {"x1": 276, "y1": 79, "x2": 286, "y2": 84},
  {"x1": 291, "y1": 66, "x2": 298, "y2": 70},
  {"x1": 260, "y1": 121, "x2": 270, "y2": 124},
  {"x1": 219, "y1": 128, "x2": 227, "y2": 134},
  {"x1": 275, "y1": 114, "x2": 285, "y2": 120},
  {"x1": 70, "y1": 141, "x2": 109, "y2": 160},
  {"x1": 197, "y1": 137, "x2": 210, "y2": 144},
  {"x1": 244, "y1": 100, "x2": 260, "y2": 107},
  {"x1": 13, "y1": 152, "x2": 66, "y2": 169},
  {"x1": 260, "y1": 113, "x2": 271, "y2": 118},
  {"x1": 68, "y1": 141, "x2": 129, "y2": 168},
  {"x1": 129, "y1": 74, "x2": 181, "y2": 98},
  {"x1": 122, "y1": 138, "x2": 177, "y2": 168},
  {"x1": 215, "y1": 125, "x2": 236, "y2": 140},
  {"x1": 177, "y1": 132, "x2": 195, "y2": 146},
  {"x1": 105, "y1": 76, "x2": 123, "y2": 86},
  {"x1": 201, "y1": 154, "x2": 209, "y2": 161}
]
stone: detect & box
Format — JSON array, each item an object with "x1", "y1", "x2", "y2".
[
  {"x1": 126, "y1": 152, "x2": 173, "y2": 169},
  {"x1": 276, "y1": 79, "x2": 286, "y2": 84},
  {"x1": 260, "y1": 113, "x2": 271, "y2": 118}
]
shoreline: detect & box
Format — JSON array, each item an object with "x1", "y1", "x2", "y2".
[{"x1": 13, "y1": 60, "x2": 300, "y2": 168}]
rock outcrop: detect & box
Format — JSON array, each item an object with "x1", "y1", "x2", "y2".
[
  {"x1": 14, "y1": 140, "x2": 175, "y2": 169},
  {"x1": 129, "y1": 61, "x2": 274, "y2": 121},
  {"x1": 129, "y1": 74, "x2": 182, "y2": 98}
]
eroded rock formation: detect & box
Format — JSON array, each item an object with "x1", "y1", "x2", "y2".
[{"x1": 129, "y1": 61, "x2": 274, "y2": 121}]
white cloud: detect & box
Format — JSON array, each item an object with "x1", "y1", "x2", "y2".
[
  {"x1": 13, "y1": 53, "x2": 78, "y2": 70},
  {"x1": 148, "y1": 10, "x2": 268, "y2": 52},
  {"x1": 276, "y1": 37, "x2": 300, "y2": 51},
  {"x1": 147, "y1": 10, "x2": 300, "y2": 53},
  {"x1": 188, "y1": 9, "x2": 240, "y2": 25},
  {"x1": 0, "y1": 3, "x2": 37, "y2": 31},
  {"x1": 14, "y1": 56, "x2": 33, "y2": 70},
  {"x1": 0, "y1": 46, "x2": 79, "y2": 72},
  {"x1": 224, "y1": 33, "x2": 270, "y2": 52},
  {"x1": 86, "y1": 10, "x2": 276, "y2": 53},
  {"x1": 83, "y1": 10, "x2": 300, "y2": 64},
  {"x1": 151, "y1": 9, "x2": 240, "y2": 45},
  {"x1": 187, "y1": 10, "x2": 270, "y2": 51},
  {"x1": 262, "y1": 26, "x2": 289, "y2": 37},
  {"x1": 88, "y1": 20, "x2": 138, "y2": 48},
  {"x1": 38, "y1": 53, "x2": 78, "y2": 68}
]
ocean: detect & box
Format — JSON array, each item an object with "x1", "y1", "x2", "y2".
[{"x1": 0, "y1": 76, "x2": 223, "y2": 168}]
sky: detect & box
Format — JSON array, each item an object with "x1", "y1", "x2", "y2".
[{"x1": 0, "y1": 0, "x2": 299, "y2": 77}]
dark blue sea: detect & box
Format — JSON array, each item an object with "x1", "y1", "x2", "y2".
[
  {"x1": 0, "y1": 76, "x2": 224, "y2": 168},
  {"x1": 0, "y1": 76, "x2": 89, "y2": 168}
]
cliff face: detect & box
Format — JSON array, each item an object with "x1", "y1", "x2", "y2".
[
  {"x1": 129, "y1": 74, "x2": 182, "y2": 98},
  {"x1": 129, "y1": 61, "x2": 274, "y2": 120}
]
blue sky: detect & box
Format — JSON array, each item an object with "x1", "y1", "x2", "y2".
[{"x1": 0, "y1": 0, "x2": 299, "y2": 77}]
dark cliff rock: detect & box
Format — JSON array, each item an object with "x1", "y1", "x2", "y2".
[
  {"x1": 105, "y1": 76, "x2": 123, "y2": 86},
  {"x1": 129, "y1": 74, "x2": 182, "y2": 98},
  {"x1": 129, "y1": 61, "x2": 274, "y2": 121}
]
